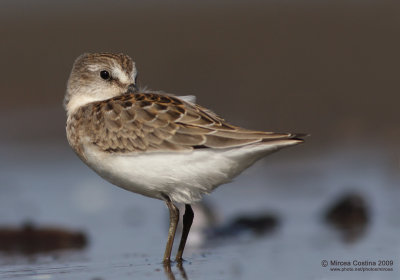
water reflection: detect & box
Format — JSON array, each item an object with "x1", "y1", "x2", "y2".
[{"x1": 163, "y1": 261, "x2": 189, "y2": 280}]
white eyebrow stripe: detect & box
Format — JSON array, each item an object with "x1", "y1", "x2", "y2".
[{"x1": 112, "y1": 67, "x2": 130, "y2": 84}]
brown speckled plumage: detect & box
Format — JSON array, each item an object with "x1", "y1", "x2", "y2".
[{"x1": 66, "y1": 91, "x2": 302, "y2": 158}]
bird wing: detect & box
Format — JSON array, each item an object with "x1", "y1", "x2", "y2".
[{"x1": 76, "y1": 92, "x2": 304, "y2": 154}]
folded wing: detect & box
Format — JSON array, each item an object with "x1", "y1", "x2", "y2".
[{"x1": 77, "y1": 92, "x2": 304, "y2": 153}]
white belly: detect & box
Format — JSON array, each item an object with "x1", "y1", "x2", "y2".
[{"x1": 81, "y1": 142, "x2": 289, "y2": 204}]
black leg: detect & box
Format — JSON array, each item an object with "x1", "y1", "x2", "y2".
[
  {"x1": 175, "y1": 204, "x2": 194, "y2": 262},
  {"x1": 164, "y1": 200, "x2": 179, "y2": 263}
]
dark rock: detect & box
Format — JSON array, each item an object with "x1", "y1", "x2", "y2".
[
  {"x1": 325, "y1": 193, "x2": 369, "y2": 242},
  {"x1": 212, "y1": 213, "x2": 279, "y2": 239},
  {"x1": 0, "y1": 221, "x2": 88, "y2": 254},
  {"x1": 230, "y1": 215, "x2": 278, "y2": 235}
]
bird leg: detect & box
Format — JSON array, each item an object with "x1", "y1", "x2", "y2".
[
  {"x1": 163, "y1": 199, "x2": 179, "y2": 264},
  {"x1": 175, "y1": 204, "x2": 194, "y2": 262}
]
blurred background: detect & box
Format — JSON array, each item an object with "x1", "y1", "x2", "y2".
[{"x1": 0, "y1": 1, "x2": 399, "y2": 279}]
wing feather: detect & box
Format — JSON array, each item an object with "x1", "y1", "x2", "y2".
[{"x1": 73, "y1": 92, "x2": 304, "y2": 154}]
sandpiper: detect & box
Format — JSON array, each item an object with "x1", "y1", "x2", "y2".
[{"x1": 64, "y1": 52, "x2": 305, "y2": 263}]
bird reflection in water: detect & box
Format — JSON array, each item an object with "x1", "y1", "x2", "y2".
[{"x1": 163, "y1": 261, "x2": 189, "y2": 280}]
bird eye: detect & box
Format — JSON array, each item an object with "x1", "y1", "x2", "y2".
[{"x1": 100, "y1": 70, "x2": 110, "y2": 80}]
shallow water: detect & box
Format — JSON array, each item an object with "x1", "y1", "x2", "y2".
[{"x1": 0, "y1": 144, "x2": 399, "y2": 279}]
